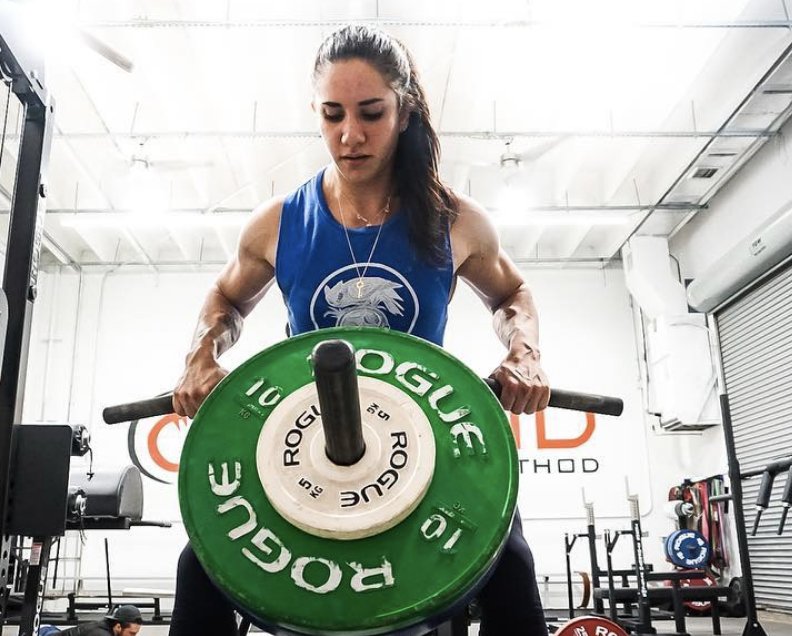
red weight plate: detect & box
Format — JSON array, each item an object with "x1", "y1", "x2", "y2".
[
  {"x1": 663, "y1": 570, "x2": 717, "y2": 612},
  {"x1": 680, "y1": 571, "x2": 717, "y2": 612},
  {"x1": 556, "y1": 615, "x2": 629, "y2": 636}
]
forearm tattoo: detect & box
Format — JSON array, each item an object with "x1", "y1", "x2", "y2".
[{"x1": 193, "y1": 308, "x2": 243, "y2": 357}]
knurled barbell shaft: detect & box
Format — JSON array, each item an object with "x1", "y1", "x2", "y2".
[{"x1": 311, "y1": 339, "x2": 366, "y2": 466}]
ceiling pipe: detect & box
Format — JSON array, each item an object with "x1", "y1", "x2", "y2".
[
  {"x1": 79, "y1": 19, "x2": 792, "y2": 30},
  {"x1": 31, "y1": 129, "x2": 775, "y2": 141},
  {"x1": 31, "y1": 203, "x2": 704, "y2": 215}
]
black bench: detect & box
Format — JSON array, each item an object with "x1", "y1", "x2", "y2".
[
  {"x1": 594, "y1": 571, "x2": 730, "y2": 636},
  {"x1": 63, "y1": 589, "x2": 173, "y2": 623}
]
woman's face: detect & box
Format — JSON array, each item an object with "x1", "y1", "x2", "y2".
[{"x1": 313, "y1": 58, "x2": 408, "y2": 185}]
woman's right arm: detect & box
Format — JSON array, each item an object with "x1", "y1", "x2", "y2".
[{"x1": 173, "y1": 197, "x2": 283, "y2": 417}]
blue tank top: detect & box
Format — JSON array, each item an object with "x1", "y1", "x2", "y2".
[{"x1": 275, "y1": 169, "x2": 453, "y2": 346}]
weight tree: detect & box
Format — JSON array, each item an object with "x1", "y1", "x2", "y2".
[{"x1": 0, "y1": 4, "x2": 56, "y2": 633}]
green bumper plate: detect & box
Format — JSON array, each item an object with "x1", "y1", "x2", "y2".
[{"x1": 179, "y1": 327, "x2": 517, "y2": 635}]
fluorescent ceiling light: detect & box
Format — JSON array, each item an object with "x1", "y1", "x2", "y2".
[
  {"x1": 21, "y1": 0, "x2": 133, "y2": 72},
  {"x1": 59, "y1": 212, "x2": 247, "y2": 229}
]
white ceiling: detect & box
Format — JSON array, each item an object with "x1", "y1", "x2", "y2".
[{"x1": 2, "y1": 0, "x2": 792, "y2": 269}]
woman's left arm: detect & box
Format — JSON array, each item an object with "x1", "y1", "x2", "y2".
[{"x1": 452, "y1": 195, "x2": 550, "y2": 414}]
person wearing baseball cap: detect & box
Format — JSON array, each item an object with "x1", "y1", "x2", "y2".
[{"x1": 39, "y1": 604, "x2": 143, "y2": 636}]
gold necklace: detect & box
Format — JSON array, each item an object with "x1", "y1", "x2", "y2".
[
  {"x1": 336, "y1": 191, "x2": 392, "y2": 299},
  {"x1": 340, "y1": 190, "x2": 391, "y2": 227}
]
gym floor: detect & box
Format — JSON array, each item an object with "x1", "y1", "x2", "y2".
[{"x1": 4, "y1": 614, "x2": 792, "y2": 636}]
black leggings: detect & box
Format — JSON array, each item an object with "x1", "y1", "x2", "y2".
[{"x1": 169, "y1": 514, "x2": 547, "y2": 636}]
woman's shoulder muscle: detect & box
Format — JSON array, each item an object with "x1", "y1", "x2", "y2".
[
  {"x1": 238, "y1": 195, "x2": 286, "y2": 268},
  {"x1": 449, "y1": 191, "x2": 499, "y2": 274}
]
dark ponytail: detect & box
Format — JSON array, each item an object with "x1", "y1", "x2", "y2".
[{"x1": 313, "y1": 25, "x2": 458, "y2": 265}]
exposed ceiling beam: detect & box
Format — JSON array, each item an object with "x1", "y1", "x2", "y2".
[
  {"x1": 212, "y1": 229, "x2": 232, "y2": 260},
  {"x1": 52, "y1": 126, "x2": 116, "y2": 209},
  {"x1": 554, "y1": 226, "x2": 594, "y2": 259},
  {"x1": 123, "y1": 229, "x2": 158, "y2": 271},
  {"x1": 612, "y1": 39, "x2": 792, "y2": 259},
  {"x1": 76, "y1": 229, "x2": 122, "y2": 262},
  {"x1": 41, "y1": 256, "x2": 616, "y2": 269},
  {"x1": 79, "y1": 19, "x2": 792, "y2": 30},
  {"x1": 513, "y1": 257, "x2": 615, "y2": 267},
  {"x1": 165, "y1": 226, "x2": 194, "y2": 261},
  {"x1": 68, "y1": 67, "x2": 129, "y2": 159},
  {"x1": 515, "y1": 227, "x2": 546, "y2": 261},
  {"x1": 436, "y1": 29, "x2": 459, "y2": 131},
  {"x1": 33, "y1": 203, "x2": 705, "y2": 214},
  {"x1": 61, "y1": 259, "x2": 227, "y2": 267},
  {"x1": 670, "y1": 100, "x2": 792, "y2": 240},
  {"x1": 42, "y1": 231, "x2": 81, "y2": 270},
  {"x1": 0, "y1": 183, "x2": 80, "y2": 269},
  {"x1": 40, "y1": 129, "x2": 776, "y2": 141}
]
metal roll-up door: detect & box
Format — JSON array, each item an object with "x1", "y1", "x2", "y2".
[{"x1": 716, "y1": 264, "x2": 792, "y2": 612}]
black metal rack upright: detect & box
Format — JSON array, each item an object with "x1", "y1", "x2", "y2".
[
  {"x1": 0, "y1": 4, "x2": 55, "y2": 633},
  {"x1": 714, "y1": 393, "x2": 768, "y2": 636},
  {"x1": 706, "y1": 313, "x2": 768, "y2": 636}
]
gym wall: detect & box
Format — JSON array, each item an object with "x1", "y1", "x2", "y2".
[{"x1": 22, "y1": 263, "x2": 714, "y2": 600}]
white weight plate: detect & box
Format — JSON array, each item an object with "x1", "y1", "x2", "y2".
[{"x1": 256, "y1": 376, "x2": 435, "y2": 539}]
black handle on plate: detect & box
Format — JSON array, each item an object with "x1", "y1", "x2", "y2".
[
  {"x1": 102, "y1": 394, "x2": 175, "y2": 424},
  {"x1": 483, "y1": 378, "x2": 623, "y2": 416},
  {"x1": 104, "y1": 379, "x2": 625, "y2": 425}
]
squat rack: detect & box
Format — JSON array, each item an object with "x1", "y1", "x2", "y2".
[{"x1": 0, "y1": 3, "x2": 55, "y2": 633}]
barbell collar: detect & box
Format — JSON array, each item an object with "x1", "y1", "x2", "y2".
[{"x1": 311, "y1": 339, "x2": 366, "y2": 466}]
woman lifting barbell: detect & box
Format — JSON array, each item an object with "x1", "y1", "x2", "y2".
[{"x1": 169, "y1": 24, "x2": 550, "y2": 636}]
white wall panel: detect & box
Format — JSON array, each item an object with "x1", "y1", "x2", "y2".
[{"x1": 23, "y1": 265, "x2": 726, "y2": 598}]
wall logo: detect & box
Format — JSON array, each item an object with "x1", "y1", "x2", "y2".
[
  {"x1": 509, "y1": 411, "x2": 596, "y2": 449},
  {"x1": 128, "y1": 413, "x2": 191, "y2": 484},
  {"x1": 510, "y1": 411, "x2": 601, "y2": 475},
  {"x1": 309, "y1": 264, "x2": 419, "y2": 332}
]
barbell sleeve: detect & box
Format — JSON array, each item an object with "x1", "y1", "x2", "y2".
[
  {"x1": 483, "y1": 378, "x2": 624, "y2": 416},
  {"x1": 311, "y1": 339, "x2": 366, "y2": 466},
  {"x1": 549, "y1": 389, "x2": 624, "y2": 416},
  {"x1": 103, "y1": 394, "x2": 174, "y2": 424}
]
